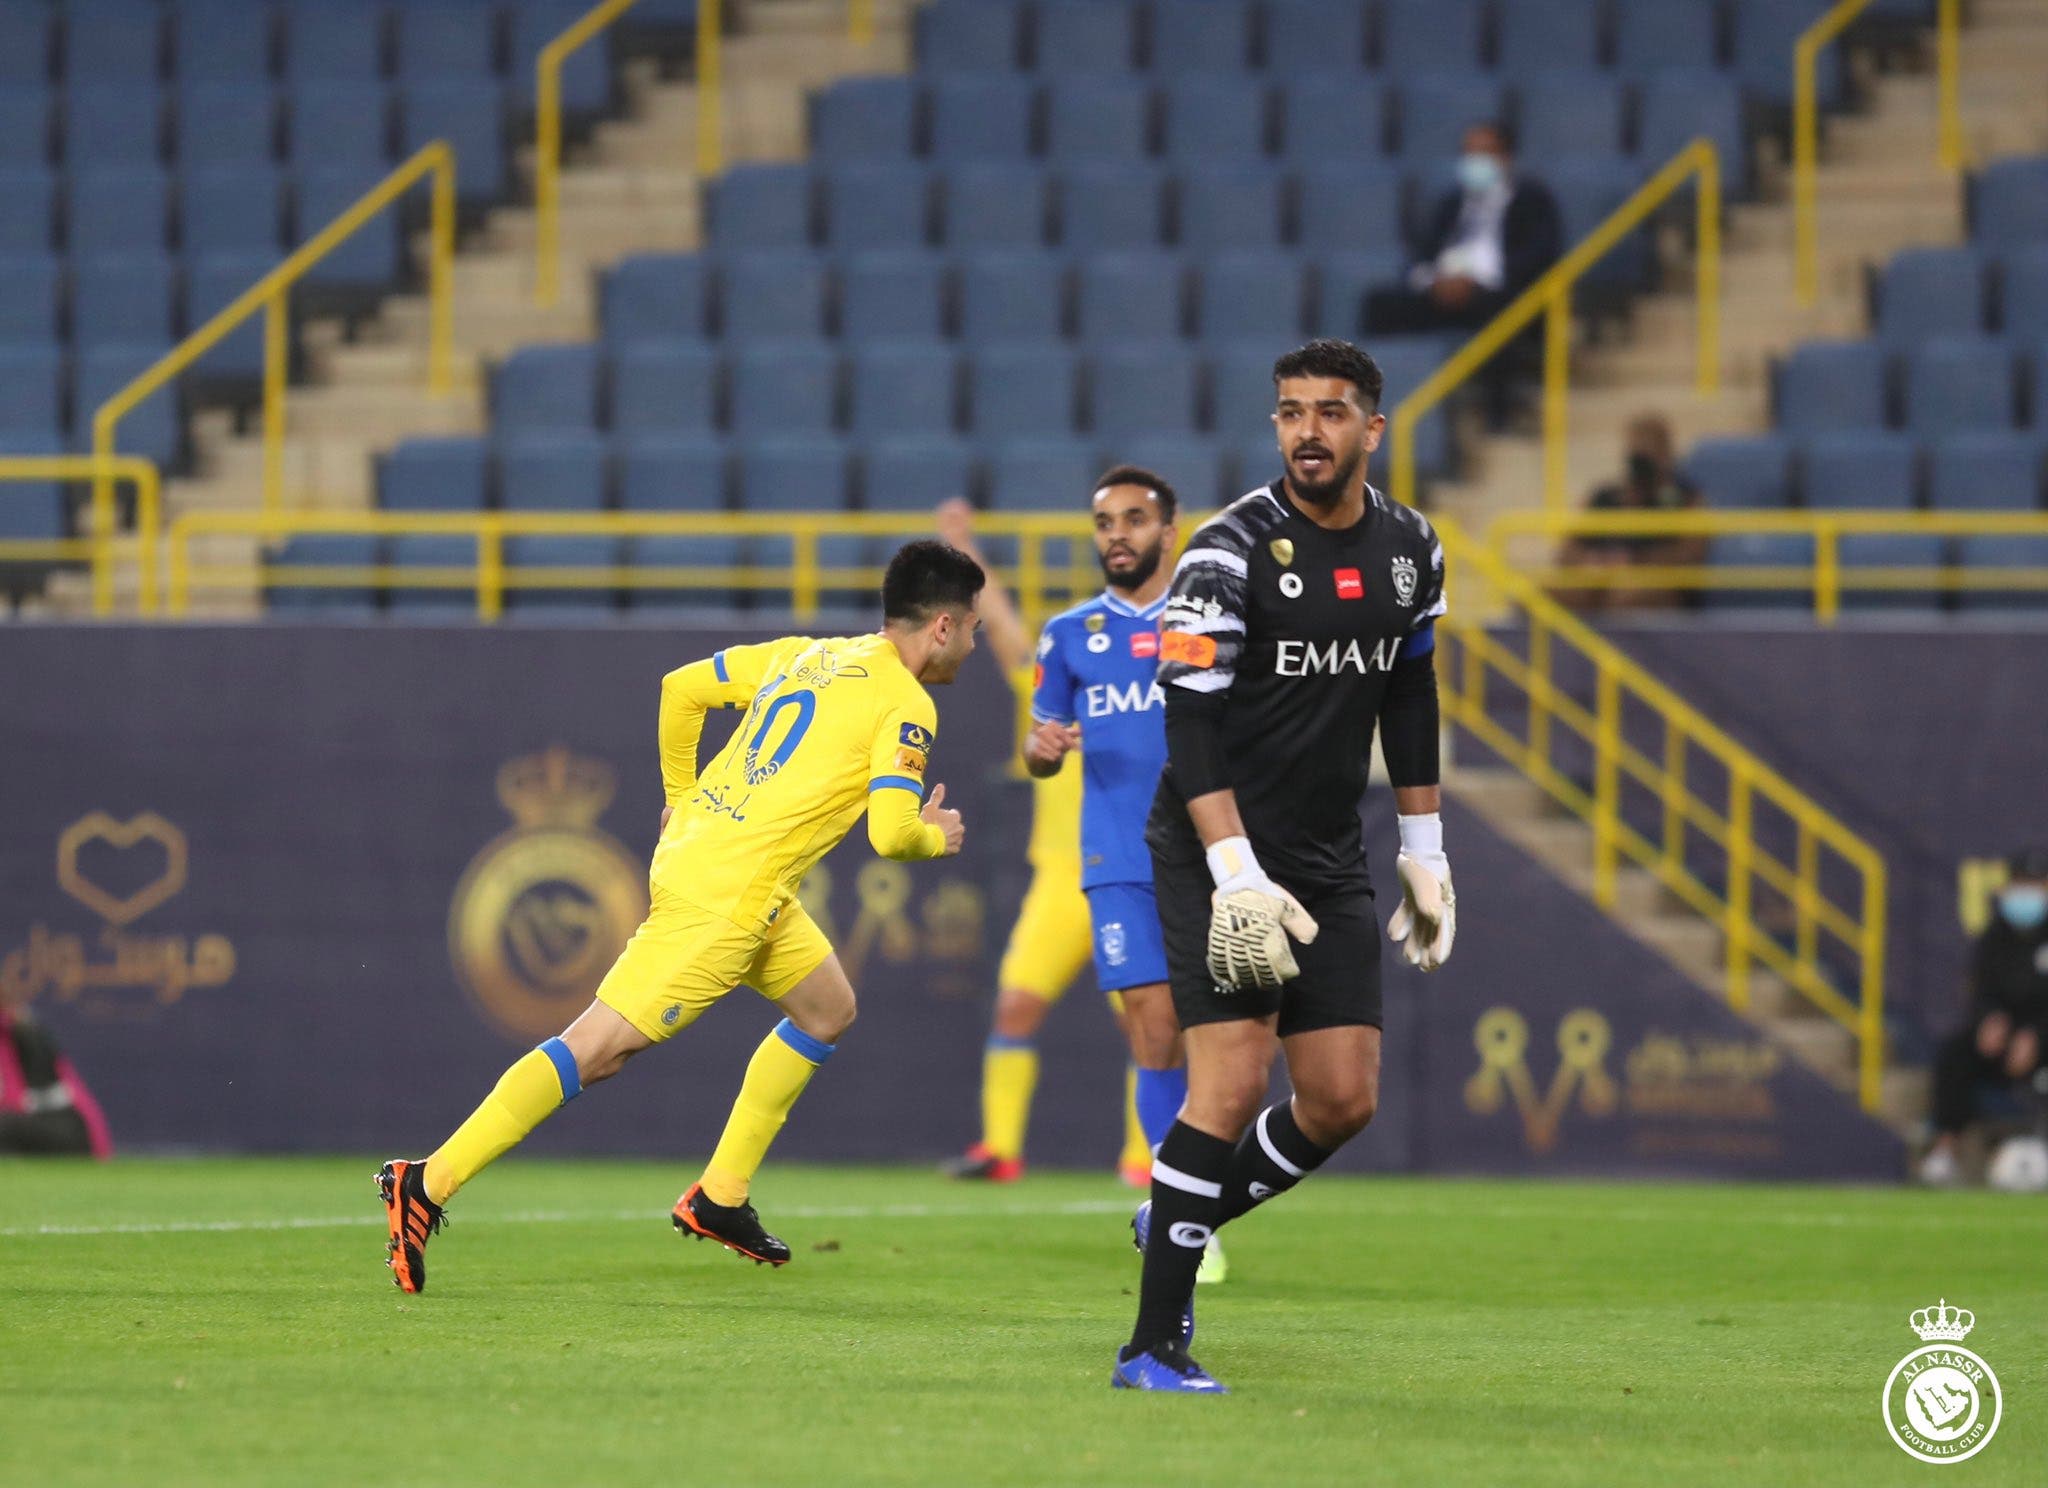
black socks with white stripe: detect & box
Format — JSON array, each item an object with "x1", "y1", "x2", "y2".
[
  {"x1": 1129, "y1": 1121, "x2": 1231, "y2": 1353},
  {"x1": 1215, "y1": 1101, "x2": 1332, "y2": 1227}
]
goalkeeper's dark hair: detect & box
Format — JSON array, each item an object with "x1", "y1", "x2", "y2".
[
  {"x1": 883, "y1": 539, "x2": 986, "y2": 625},
  {"x1": 1272, "y1": 339, "x2": 1385, "y2": 412},
  {"x1": 1093, "y1": 464, "x2": 1178, "y2": 524}
]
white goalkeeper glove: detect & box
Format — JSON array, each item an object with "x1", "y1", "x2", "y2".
[
  {"x1": 1387, "y1": 812, "x2": 1455, "y2": 972},
  {"x1": 1204, "y1": 836, "x2": 1320, "y2": 992}
]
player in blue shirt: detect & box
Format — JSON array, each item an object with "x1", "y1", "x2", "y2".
[{"x1": 1027, "y1": 466, "x2": 1225, "y2": 1287}]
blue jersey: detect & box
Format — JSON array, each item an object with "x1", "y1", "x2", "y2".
[{"x1": 1032, "y1": 591, "x2": 1168, "y2": 890}]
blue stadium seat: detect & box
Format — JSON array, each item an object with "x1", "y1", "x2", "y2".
[
  {"x1": 185, "y1": 251, "x2": 271, "y2": 383},
  {"x1": 1701, "y1": 533, "x2": 1814, "y2": 611},
  {"x1": 1161, "y1": 74, "x2": 1270, "y2": 162},
  {"x1": 710, "y1": 163, "x2": 816, "y2": 249},
  {"x1": 295, "y1": 168, "x2": 401, "y2": 288},
  {"x1": 1775, "y1": 341, "x2": 1890, "y2": 433},
  {"x1": 1057, "y1": 162, "x2": 1166, "y2": 250},
  {"x1": 985, "y1": 436, "x2": 1097, "y2": 509},
  {"x1": 0, "y1": 344, "x2": 63, "y2": 438},
  {"x1": 1367, "y1": 335, "x2": 1454, "y2": 477},
  {"x1": 1044, "y1": 78, "x2": 1152, "y2": 162},
  {"x1": 1973, "y1": 157, "x2": 2048, "y2": 250},
  {"x1": 718, "y1": 252, "x2": 829, "y2": 340},
  {"x1": 1999, "y1": 247, "x2": 2048, "y2": 338},
  {"x1": 510, "y1": 2, "x2": 614, "y2": 114},
  {"x1": 0, "y1": 167, "x2": 56, "y2": 252},
  {"x1": 862, "y1": 435, "x2": 977, "y2": 509},
  {"x1": 615, "y1": 432, "x2": 728, "y2": 509},
  {"x1": 65, "y1": 0, "x2": 165, "y2": 84},
  {"x1": 1877, "y1": 247, "x2": 1987, "y2": 343},
  {"x1": 1495, "y1": 0, "x2": 1604, "y2": 76},
  {"x1": 63, "y1": 83, "x2": 163, "y2": 166},
  {"x1": 729, "y1": 341, "x2": 840, "y2": 436},
  {"x1": 176, "y1": 82, "x2": 278, "y2": 169},
  {"x1": 180, "y1": 168, "x2": 284, "y2": 256},
  {"x1": 494, "y1": 343, "x2": 602, "y2": 433},
  {"x1": 610, "y1": 341, "x2": 719, "y2": 435},
  {"x1": 1278, "y1": 74, "x2": 1389, "y2": 158},
  {"x1": 74, "y1": 342, "x2": 179, "y2": 465},
  {"x1": 848, "y1": 341, "x2": 958, "y2": 437},
  {"x1": 1033, "y1": 0, "x2": 1138, "y2": 72},
  {"x1": 282, "y1": 1, "x2": 388, "y2": 83},
  {"x1": 0, "y1": 9, "x2": 52, "y2": 87},
  {"x1": 1682, "y1": 435, "x2": 1793, "y2": 508},
  {"x1": 1264, "y1": 0, "x2": 1368, "y2": 74},
  {"x1": 1902, "y1": 338, "x2": 2017, "y2": 434},
  {"x1": 1516, "y1": 72, "x2": 1626, "y2": 161},
  {"x1": 1176, "y1": 164, "x2": 1285, "y2": 251},
  {"x1": 968, "y1": 342, "x2": 1080, "y2": 436},
  {"x1": 1076, "y1": 252, "x2": 1185, "y2": 342},
  {"x1": 737, "y1": 434, "x2": 853, "y2": 509},
  {"x1": 1376, "y1": 0, "x2": 1484, "y2": 72},
  {"x1": 1546, "y1": 157, "x2": 1648, "y2": 291},
  {"x1": 823, "y1": 163, "x2": 930, "y2": 250},
  {"x1": 1928, "y1": 431, "x2": 2043, "y2": 511},
  {"x1": 266, "y1": 536, "x2": 383, "y2": 618},
  {"x1": 1193, "y1": 251, "x2": 1305, "y2": 342},
  {"x1": 928, "y1": 74, "x2": 1036, "y2": 160},
  {"x1": 1615, "y1": 0, "x2": 1723, "y2": 73},
  {"x1": 381, "y1": 437, "x2": 491, "y2": 510},
  {"x1": 498, "y1": 432, "x2": 609, "y2": 510},
  {"x1": 1209, "y1": 340, "x2": 1283, "y2": 444},
  {"x1": 623, "y1": 530, "x2": 746, "y2": 614},
  {"x1": 1837, "y1": 533, "x2": 1948, "y2": 612},
  {"x1": 1150, "y1": 0, "x2": 1253, "y2": 73},
  {"x1": 67, "y1": 166, "x2": 170, "y2": 256},
  {"x1": 0, "y1": 88, "x2": 53, "y2": 166},
  {"x1": 1732, "y1": 0, "x2": 1841, "y2": 109},
  {"x1": 959, "y1": 253, "x2": 1067, "y2": 340},
  {"x1": 2032, "y1": 343, "x2": 2048, "y2": 429},
  {"x1": 288, "y1": 82, "x2": 391, "y2": 171},
  {"x1": 916, "y1": 0, "x2": 1024, "y2": 71},
  {"x1": 838, "y1": 252, "x2": 948, "y2": 340},
  {"x1": 1232, "y1": 431, "x2": 1283, "y2": 491},
  {"x1": 1801, "y1": 431, "x2": 1918, "y2": 509},
  {"x1": 0, "y1": 430, "x2": 66, "y2": 535},
  {"x1": 1395, "y1": 72, "x2": 1502, "y2": 164},
  {"x1": 395, "y1": 2, "x2": 500, "y2": 81},
  {"x1": 1294, "y1": 162, "x2": 1405, "y2": 253},
  {"x1": 0, "y1": 254, "x2": 61, "y2": 340},
  {"x1": 502, "y1": 535, "x2": 621, "y2": 614},
  {"x1": 1119, "y1": 432, "x2": 1227, "y2": 508},
  {"x1": 939, "y1": 163, "x2": 1047, "y2": 248},
  {"x1": 1308, "y1": 249, "x2": 1405, "y2": 337},
  {"x1": 1089, "y1": 341, "x2": 1200, "y2": 434},
  {"x1": 603, "y1": 254, "x2": 709, "y2": 345},
  {"x1": 812, "y1": 76, "x2": 919, "y2": 160},
  {"x1": 385, "y1": 534, "x2": 481, "y2": 615},
  {"x1": 401, "y1": 80, "x2": 508, "y2": 206},
  {"x1": 1636, "y1": 68, "x2": 1745, "y2": 193},
  {"x1": 1956, "y1": 534, "x2": 2048, "y2": 611},
  {"x1": 72, "y1": 252, "x2": 176, "y2": 348}
]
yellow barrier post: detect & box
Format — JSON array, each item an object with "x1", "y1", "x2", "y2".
[
  {"x1": 1860, "y1": 859, "x2": 1888, "y2": 1112},
  {"x1": 1793, "y1": 0, "x2": 1875, "y2": 307},
  {"x1": 1661, "y1": 726, "x2": 1686, "y2": 879},
  {"x1": 478, "y1": 523, "x2": 505, "y2": 622},
  {"x1": 1724, "y1": 772, "x2": 1753, "y2": 1013},
  {"x1": 534, "y1": 0, "x2": 642, "y2": 309},
  {"x1": 1592, "y1": 665, "x2": 1620, "y2": 909},
  {"x1": 794, "y1": 529, "x2": 820, "y2": 620},
  {"x1": 848, "y1": 0, "x2": 874, "y2": 46},
  {"x1": 698, "y1": 0, "x2": 724, "y2": 179},
  {"x1": 1938, "y1": 0, "x2": 1967, "y2": 171},
  {"x1": 1814, "y1": 517, "x2": 1842, "y2": 625},
  {"x1": 1542, "y1": 287, "x2": 1571, "y2": 513},
  {"x1": 1795, "y1": 825, "x2": 1819, "y2": 982},
  {"x1": 263, "y1": 290, "x2": 288, "y2": 514}
]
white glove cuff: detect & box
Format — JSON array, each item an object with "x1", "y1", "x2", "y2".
[
  {"x1": 1206, "y1": 835, "x2": 1260, "y2": 890},
  {"x1": 1397, "y1": 812, "x2": 1444, "y2": 859}
]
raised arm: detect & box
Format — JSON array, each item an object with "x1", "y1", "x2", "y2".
[{"x1": 936, "y1": 498, "x2": 1031, "y2": 673}]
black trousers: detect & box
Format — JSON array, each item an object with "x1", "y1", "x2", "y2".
[
  {"x1": 1932, "y1": 1025, "x2": 2039, "y2": 1135},
  {"x1": 0, "y1": 1108, "x2": 92, "y2": 1155}
]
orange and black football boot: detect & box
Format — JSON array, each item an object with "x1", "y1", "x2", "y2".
[
  {"x1": 672, "y1": 1182, "x2": 790, "y2": 1266},
  {"x1": 940, "y1": 1143, "x2": 1023, "y2": 1183},
  {"x1": 377, "y1": 1158, "x2": 446, "y2": 1293}
]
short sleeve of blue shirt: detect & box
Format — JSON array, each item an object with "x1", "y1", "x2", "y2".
[{"x1": 1031, "y1": 619, "x2": 1078, "y2": 727}]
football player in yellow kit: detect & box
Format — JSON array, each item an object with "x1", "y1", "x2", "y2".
[{"x1": 377, "y1": 541, "x2": 984, "y2": 1291}]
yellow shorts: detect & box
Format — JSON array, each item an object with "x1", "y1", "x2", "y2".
[
  {"x1": 595, "y1": 890, "x2": 832, "y2": 1042},
  {"x1": 995, "y1": 865, "x2": 1093, "y2": 1002}
]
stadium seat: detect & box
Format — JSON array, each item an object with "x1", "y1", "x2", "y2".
[
  {"x1": 1546, "y1": 158, "x2": 1648, "y2": 292},
  {"x1": 1044, "y1": 78, "x2": 1153, "y2": 162},
  {"x1": 1998, "y1": 247, "x2": 2048, "y2": 338},
  {"x1": 267, "y1": 536, "x2": 383, "y2": 617},
  {"x1": 1701, "y1": 533, "x2": 1815, "y2": 611},
  {"x1": 0, "y1": 429, "x2": 66, "y2": 534},
  {"x1": 1264, "y1": 0, "x2": 1368, "y2": 75},
  {"x1": 380, "y1": 436, "x2": 491, "y2": 511},
  {"x1": 615, "y1": 432, "x2": 729, "y2": 509},
  {"x1": 1615, "y1": 0, "x2": 1723, "y2": 73},
  {"x1": 1118, "y1": 432, "x2": 1228, "y2": 508},
  {"x1": 718, "y1": 252, "x2": 829, "y2": 340},
  {"x1": 294, "y1": 168, "x2": 402, "y2": 290},
  {"x1": 838, "y1": 252, "x2": 948, "y2": 340},
  {"x1": 395, "y1": 2, "x2": 499, "y2": 81},
  {"x1": 1876, "y1": 247, "x2": 1987, "y2": 343},
  {"x1": 1516, "y1": 72, "x2": 1626, "y2": 161},
  {"x1": 609, "y1": 341, "x2": 719, "y2": 435},
  {"x1": 1033, "y1": 0, "x2": 1139, "y2": 72},
  {"x1": 1683, "y1": 435, "x2": 1793, "y2": 508},
  {"x1": 0, "y1": 344, "x2": 64, "y2": 438},
  {"x1": 180, "y1": 168, "x2": 284, "y2": 257},
  {"x1": 1056, "y1": 162, "x2": 1167, "y2": 251},
  {"x1": 65, "y1": 0, "x2": 165, "y2": 84},
  {"x1": 1161, "y1": 74, "x2": 1270, "y2": 162},
  {"x1": 1278, "y1": 74, "x2": 1389, "y2": 159},
  {"x1": 823, "y1": 163, "x2": 931, "y2": 250},
  {"x1": 1209, "y1": 341, "x2": 1284, "y2": 445},
  {"x1": 1232, "y1": 431, "x2": 1284, "y2": 491},
  {"x1": 1176, "y1": 164, "x2": 1286, "y2": 251},
  {"x1": 603, "y1": 254, "x2": 709, "y2": 345},
  {"x1": 848, "y1": 341, "x2": 958, "y2": 437},
  {"x1": 862, "y1": 435, "x2": 977, "y2": 509},
  {"x1": 737, "y1": 435, "x2": 853, "y2": 510},
  {"x1": 288, "y1": 82, "x2": 391, "y2": 171},
  {"x1": 1395, "y1": 72, "x2": 1502, "y2": 163},
  {"x1": 1636, "y1": 68, "x2": 1746, "y2": 194},
  {"x1": 1901, "y1": 338, "x2": 2017, "y2": 434},
  {"x1": 1973, "y1": 157, "x2": 2048, "y2": 249},
  {"x1": 66, "y1": 166, "x2": 169, "y2": 256},
  {"x1": 0, "y1": 88, "x2": 53, "y2": 167},
  {"x1": 0, "y1": 9, "x2": 52, "y2": 88},
  {"x1": 498, "y1": 432, "x2": 609, "y2": 511},
  {"x1": 1927, "y1": 431, "x2": 2044, "y2": 511},
  {"x1": 812, "y1": 76, "x2": 920, "y2": 160},
  {"x1": 385, "y1": 534, "x2": 482, "y2": 614},
  {"x1": 1378, "y1": 0, "x2": 1484, "y2": 71},
  {"x1": 622, "y1": 530, "x2": 747, "y2": 614},
  {"x1": 493, "y1": 344, "x2": 602, "y2": 434},
  {"x1": 72, "y1": 253, "x2": 177, "y2": 348},
  {"x1": 939, "y1": 163, "x2": 1047, "y2": 249},
  {"x1": 958, "y1": 253, "x2": 1067, "y2": 340},
  {"x1": 927, "y1": 74, "x2": 1036, "y2": 160},
  {"x1": 985, "y1": 436, "x2": 1097, "y2": 509},
  {"x1": 1732, "y1": 0, "x2": 1842, "y2": 109},
  {"x1": 400, "y1": 80, "x2": 509, "y2": 206},
  {"x1": 1837, "y1": 533, "x2": 1948, "y2": 612},
  {"x1": 1368, "y1": 335, "x2": 1454, "y2": 477},
  {"x1": 0, "y1": 254, "x2": 61, "y2": 340},
  {"x1": 1775, "y1": 341, "x2": 1890, "y2": 433},
  {"x1": 915, "y1": 0, "x2": 1024, "y2": 72},
  {"x1": 0, "y1": 167, "x2": 56, "y2": 252},
  {"x1": 1308, "y1": 249, "x2": 1405, "y2": 338},
  {"x1": 728, "y1": 340, "x2": 839, "y2": 439},
  {"x1": 1193, "y1": 252, "x2": 1306, "y2": 342},
  {"x1": 185, "y1": 251, "x2": 272, "y2": 385},
  {"x1": 63, "y1": 83, "x2": 163, "y2": 167},
  {"x1": 1801, "y1": 431, "x2": 1919, "y2": 510},
  {"x1": 175, "y1": 82, "x2": 278, "y2": 169},
  {"x1": 73, "y1": 342, "x2": 180, "y2": 465},
  {"x1": 2031, "y1": 343, "x2": 2048, "y2": 428},
  {"x1": 1495, "y1": 0, "x2": 1604, "y2": 76},
  {"x1": 967, "y1": 342, "x2": 1081, "y2": 437},
  {"x1": 710, "y1": 163, "x2": 816, "y2": 249},
  {"x1": 1294, "y1": 162, "x2": 1405, "y2": 254},
  {"x1": 1089, "y1": 342, "x2": 1200, "y2": 435},
  {"x1": 510, "y1": 2, "x2": 615, "y2": 114},
  {"x1": 1151, "y1": 0, "x2": 1253, "y2": 73},
  {"x1": 501, "y1": 536, "x2": 621, "y2": 615},
  {"x1": 1076, "y1": 252, "x2": 1185, "y2": 342},
  {"x1": 1956, "y1": 534, "x2": 2048, "y2": 611}
]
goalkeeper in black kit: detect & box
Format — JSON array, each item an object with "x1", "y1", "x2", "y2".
[{"x1": 1112, "y1": 339, "x2": 1456, "y2": 1394}]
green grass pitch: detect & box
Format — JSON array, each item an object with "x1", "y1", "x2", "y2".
[{"x1": 2, "y1": 1159, "x2": 2042, "y2": 1487}]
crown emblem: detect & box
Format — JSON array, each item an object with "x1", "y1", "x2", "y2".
[
  {"x1": 1910, "y1": 1300, "x2": 1975, "y2": 1342},
  {"x1": 496, "y1": 746, "x2": 616, "y2": 828}
]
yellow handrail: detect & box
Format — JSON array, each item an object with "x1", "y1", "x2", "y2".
[
  {"x1": 1387, "y1": 140, "x2": 1721, "y2": 513},
  {"x1": 698, "y1": 0, "x2": 724, "y2": 178},
  {"x1": 1486, "y1": 507, "x2": 2048, "y2": 625},
  {"x1": 848, "y1": 0, "x2": 874, "y2": 46},
  {"x1": 1435, "y1": 521, "x2": 1888, "y2": 1113},
  {"x1": 92, "y1": 144, "x2": 456, "y2": 524},
  {"x1": 534, "y1": 0, "x2": 641, "y2": 309},
  {"x1": 1938, "y1": 0, "x2": 1968, "y2": 172},
  {"x1": 0, "y1": 456, "x2": 160, "y2": 615}
]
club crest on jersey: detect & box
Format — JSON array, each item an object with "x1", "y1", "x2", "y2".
[
  {"x1": 1391, "y1": 555, "x2": 1418, "y2": 607},
  {"x1": 1268, "y1": 537, "x2": 1295, "y2": 567}
]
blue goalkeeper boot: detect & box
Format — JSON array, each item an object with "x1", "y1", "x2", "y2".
[
  {"x1": 1112, "y1": 1338, "x2": 1229, "y2": 1394},
  {"x1": 1130, "y1": 1200, "x2": 1196, "y2": 1346}
]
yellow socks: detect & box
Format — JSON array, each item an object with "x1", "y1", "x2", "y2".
[
  {"x1": 979, "y1": 1037, "x2": 1038, "y2": 1163},
  {"x1": 700, "y1": 1019, "x2": 835, "y2": 1206},
  {"x1": 423, "y1": 1038, "x2": 581, "y2": 1205},
  {"x1": 1120, "y1": 1064, "x2": 1152, "y2": 1177}
]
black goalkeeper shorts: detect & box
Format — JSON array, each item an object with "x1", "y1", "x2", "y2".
[{"x1": 1152, "y1": 845, "x2": 1383, "y2": 1036}]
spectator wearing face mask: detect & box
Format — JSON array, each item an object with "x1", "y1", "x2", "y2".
[
  {"x1": 1554, "y1": 415, "x2": 1706, "y2": 613},
  {"x1": 1919, "y1": 848, "x2": 2048, "y2": 1186}
]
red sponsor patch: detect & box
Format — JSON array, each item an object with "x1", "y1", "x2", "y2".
[
  {"x1": 1130, "y1": 631, "x2": 1160, "y2": 659},
  {"x1": 1334, "y1": 568, "x2": 1364, "y2": 600},
  {"x1": 1159, "y1": 631, "x2": 1218, "y2": 667}
]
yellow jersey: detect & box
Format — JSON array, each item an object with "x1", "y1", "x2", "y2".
[
  {"x1": 1009, "y1": 663, "x2": 1082, "y2": 873},
  {"x1": 652, "y1": 633, "x2": 947, "y2": 926}
]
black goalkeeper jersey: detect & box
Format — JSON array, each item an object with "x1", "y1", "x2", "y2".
[{"x1": 1146, "y1": 481, "x2": 1446, "y2": 891}]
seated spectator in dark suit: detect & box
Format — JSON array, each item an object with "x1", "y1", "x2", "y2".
[
  {"x1": 1365, "y1": 121, "x2": 1563, "y2": 337},
  {"x1": 0, "y1": 1001, "x2": 112, "y2": 1157},
  {"x1": 1555, "y1": 415, "x2": 1706, "y2": 613}
]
